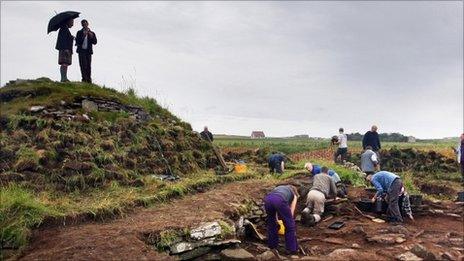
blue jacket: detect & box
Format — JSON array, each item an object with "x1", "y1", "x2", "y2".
[
  {"x1": 268, "y1": 154, "x2": 285, "y2": 166},
  {"x1": 371, "y1": 171, "x2": 399, "y2": 196},
  {"x1": 311, "y1": 164, "x2": 341, "y2": 183}
]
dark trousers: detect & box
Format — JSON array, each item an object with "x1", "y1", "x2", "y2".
[
  {"x1": 387, "y1": 178, "x2": 404, "y2": 222},
  {"x1": 78, "y1": 52, "x2": 92, "y2": 83},
  {"x1": 334, "y1": 148, "x2": 348, "y2": 163},
  {"x1": 264, "y1": 193, "x2": 297, "y2": 252}
]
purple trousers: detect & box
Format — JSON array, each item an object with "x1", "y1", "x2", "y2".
[{"x1": 264, "y1": 193, "x2": 298, "y2": 252}]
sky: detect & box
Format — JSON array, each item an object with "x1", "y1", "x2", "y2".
[{"x1": 1, "y1": 1, "x2": 463, "y2": 139}]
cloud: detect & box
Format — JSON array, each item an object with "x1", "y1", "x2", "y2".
[{"x1": 1, "y1": 1, "x2": 462, "y2": 138}]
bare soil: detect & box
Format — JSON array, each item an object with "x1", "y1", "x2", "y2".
[{"x1": 15, "y1": 177, "x2": 464, "y2": 261}]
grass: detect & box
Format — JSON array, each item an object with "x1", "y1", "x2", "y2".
[
  {"x1": 0, "y1": 170, "x2": 259, "y2": 251},
  {"x1": 0, "y1": 185, "x2": 55, "y2": 250}
]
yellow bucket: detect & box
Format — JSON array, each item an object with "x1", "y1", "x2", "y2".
[
  {"x1": 277, "y1": 220, "x2": 285, "y2": 235},
  {"x1": 234, "y1": 163, "x2": 247, "y2": 173}
]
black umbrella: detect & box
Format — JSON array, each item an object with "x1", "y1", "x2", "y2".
[{"x1": 47, "y1": 11, "x2": 80, "y2": 34}]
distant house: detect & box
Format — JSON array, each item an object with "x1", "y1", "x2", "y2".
[
  {"x1": 407, "y1": 136, "x2": 416, "y2": 143},
  {"x1": 251, "y1": 131, "x2": 265, "y2": 139}
]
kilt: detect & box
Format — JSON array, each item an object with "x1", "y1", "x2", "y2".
[{"x1": 58, "y1": 50, "x2": 72, "y2": 65}]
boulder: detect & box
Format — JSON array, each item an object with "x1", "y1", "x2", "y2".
[
  {"x1": 366, "y1": 233, "x2": 406, "y2": 244},
  {"x1": 82, "y1": 99, "x2": 98, "y2": 112},
  {"x1": 171, "y1": 242, "x2": 197, "y2": 254},
  {"x1": 411, "y1": 244, "x2": 437, "y2": 260},
  {"x1": 256, "y1": 250, "x2": 276, "y2": 261},
  {"x1": 179, "y1": 246, "x2": 211, "y2": 260},
  {"x1": 220, "y1": 248, "x2": 255, "y2": 261},
  {"x1": 396, "y1": 251, "x2": 423, "y2": 261},
  {"x1": 190, "y1": 222, "x2": 222, "y2": 241},
  {"x1": 327, "y1": 248, "x2": 359, "y2": 259},
  {"x1": 30, "y1": 106, "x2": 45, "y2": 112}
]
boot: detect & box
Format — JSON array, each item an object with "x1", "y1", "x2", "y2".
[{"x1": 60, "y1": 66, "x2": 69, "y2": 82}]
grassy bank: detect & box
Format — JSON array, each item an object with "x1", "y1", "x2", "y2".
[{"x1": 0, "y1": 170, "x2": 260, "y2": 252}]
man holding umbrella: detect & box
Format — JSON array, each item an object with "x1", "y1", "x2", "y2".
[{"x1": 48, "y1": 11, "x2": 80, "y2": 82}]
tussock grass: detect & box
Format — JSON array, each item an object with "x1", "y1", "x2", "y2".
[{"x1": 0, "y1": 185, "x2": 55, "y2": 249}]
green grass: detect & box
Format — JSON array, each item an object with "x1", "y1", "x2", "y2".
[{"x1": 0, "y1": 185, "x2": 55, "y2": 250}]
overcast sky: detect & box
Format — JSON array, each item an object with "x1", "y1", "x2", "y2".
[{"x1": 1, "y1": 1, "x2": 462, "y2": 138}]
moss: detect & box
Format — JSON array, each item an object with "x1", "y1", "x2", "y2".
[{"x1": 218, "y1": 220, "x2": 235, "y2": 239}]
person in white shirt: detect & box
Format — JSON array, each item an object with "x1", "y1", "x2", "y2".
[{"x1": 333, "y1": 128, "x2": 348, "y2": 163}]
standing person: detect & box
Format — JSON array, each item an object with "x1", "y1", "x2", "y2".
[
  {"x1": 362, "y1": 125, "x2": 381, "y2": 152},
  {"x1": 453, "y1": 133, "x2": 464, "y2": 180},
  {"x1": 200, "y1": 126, "x2": 213, "y2": 142},
  {"x1": 361, "y1": 146, "x2": 380, "y2": 175},
  {"x1": 302, "y1": 167, "x2": 338, "y2": 226},
  {"x1": 75, "y1": 19, "x2": 97, "y2": 83},
  {"x1": 263, "y1": 185, "x2": 299, "y2": 255},
  {"x1": 366, "y1": 171, "x2": 405, "y2": 223},
  {"x1": 333, "y1": 128, "x2": 348, "y2": 163},
  {"x1": 268, "y1": 152, "x2": 286, "y2": 174},
  {"x1": 55, "y1": 18, "x2": 75, "y2": 82}
]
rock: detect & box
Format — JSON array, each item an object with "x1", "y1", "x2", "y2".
[
  {"x1": 171, "y1": 242, "x2": 197, "y2": 254},
  {"x1": 396, "y1": 251, "x2": 423, "y2": 261},
  {"x1": 367, "y1": 234, "x2": 406, "y2": 244},
  {"x1": 251, "y1": 243, "x2": 269, "y2": 252},
  {"x1": 441, "y1": 252, "x2": 454, "y2": 261},
  {"x1": 195, "y1": 253, "x2": 222, "y2": 261},
  {"x1": 322, "y1": 238, "x2": 345, "y2": 245},
  {"x1": 220, "y1": 248, "x2": 255, "y2": 261},
  {"x1": 256, "y1": 250, "x2": 276, "y2": 261},
  {"x1": 30, "y1": 106, "x2": 45, "y2": 112},
  {"x1": 352, "y1": 225, "x2": 365, "y2": 235},
  {"x1": 179, "y1": 246, "x2": 211, "y2": 260},
  {"x1": 190, "y1": 222, "x2": 222, "y2": 241},
  {"x1": 384, "y1": 225, "x2": 410, "y2": 236},
  {"x1": 60, "y1": 100, "x2": 66, "y2": 105},
  {"x1": 327, "y1": 248, "x2": 359, "y2": 259},
  {"x1": 411, "y1": 244, "x2": 436, "y2": 260},
  {"x1": 351, "y1": 243, "x2": 361, "y2": 249},
  {"x1": 82, "y1": 99, "x2": 98, "y2": 112}
]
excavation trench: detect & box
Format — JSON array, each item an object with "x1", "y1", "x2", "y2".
[{"x1": 142, "y1": 175, "x2": 464, "y2": 260}]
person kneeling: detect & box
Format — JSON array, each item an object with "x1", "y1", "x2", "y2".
[
  {"x1": 263, "y1": 185, "x2": 299, "y2": 255},
  {"x1": 302, "y1": 167, "x2": 338, "y2": 226}
]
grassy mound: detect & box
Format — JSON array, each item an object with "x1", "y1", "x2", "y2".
[{"x1": 0, "y1": 78, "x2": 223, "y2": 251}]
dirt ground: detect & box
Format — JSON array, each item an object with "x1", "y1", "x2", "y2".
[{"x1": 15, "y1": 176, "x2": 464, "y2": 261}]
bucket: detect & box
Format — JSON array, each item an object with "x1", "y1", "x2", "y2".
[
  {"x1": 277, "y1": 220, "x2": 285, "y2": 235},
  {"x1": 234, "y1": 163, "x2": 247, "y2": 173},
  {"x1": 409, "y1": 195, "x2": 423, "y2": 206},
  {"x1": 375, "y1": 198, "x2": 383, "y2": 213}
]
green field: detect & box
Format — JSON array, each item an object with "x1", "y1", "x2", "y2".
[{"x1": 214, "y1": 135, "x2": 458, "y2": 155}]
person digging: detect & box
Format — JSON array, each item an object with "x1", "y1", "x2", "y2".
[
  {"x1": 366, "y1": 171, "x2": 413, "y2": 223},
  {"x1": 304, "y1": 162, "x2": 347, "y2": 198},
  {"x1": 302, "y1": 166, "x2": 338, "y2": 226},
  {"x1": 263, "y1": 185, "x2": 299, "y2": 256}
]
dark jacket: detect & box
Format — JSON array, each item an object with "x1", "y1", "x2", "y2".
[
  {"x1": 55, "y1": 26, "x2": 74, "y2": 52},
  {"x1": 200, "y1": 130, "x2": 213, "y2": 142},
  {"x1": 362, "y1": 131, "x2": 381, "y2": 151},
  {"x1": 75, "y1": 29, "x2": 97, "y2": 54}
]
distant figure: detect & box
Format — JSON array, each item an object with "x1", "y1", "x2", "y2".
[
  {"x1": 268, "y1": 152, "x2": 286, "y2": 174},
  {"x1": 200, "y1": 126, "x2": 213, "y2": 142},
  {"x1": 304, "y1": 162, "x2": 346, "y2": 197},
  {"x1": 55, "y1": 18, "x2": 75, "y2": 82},
  {"x1": 363, "y1": 125, "x2": 381, "y2": 152},
  {"x1": 263, "y1": 185, "x2": 299, "y2": 255},
  {"x1": 76, "y1": 19, "x2": 97, "y2": 83},
  {"x1": 366, "y1": 171, "x2": 408, "y2": 222},
  {"x1": 302, "y1": 166, "x2": 338, "y2": 226},
  {"x1": 454, "y1": 133, "x2": 464, "y2": 179},
  {"x1": 361, "y1": 145, "x2": 379, "y2": 175},
  {"x1": 333, "y1": 127, "x2": 348, "y2": 163}
]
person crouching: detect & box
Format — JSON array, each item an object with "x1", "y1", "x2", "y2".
[
  {"x1": 366, "y1": 171, "x2": 406, "y2": 223},
  {"x1": 302, "y1": 166, "x2": 338, "y2": 226},
  {"x1": 263, "y1": 185, "x2": 299, "y2": 255}
]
